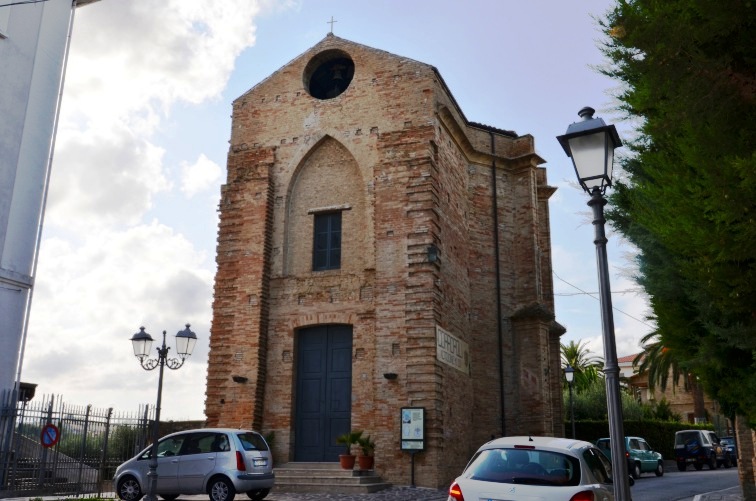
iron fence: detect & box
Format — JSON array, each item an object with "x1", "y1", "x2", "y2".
[{"x1": 0, "y1": 389, "x2": 153, "y2": 498}]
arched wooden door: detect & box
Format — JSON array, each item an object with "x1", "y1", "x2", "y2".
[{"x1": 294, "y1": 325, "x2": 353, "y2": 461}]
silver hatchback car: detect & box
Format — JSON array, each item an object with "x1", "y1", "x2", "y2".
[{"x1": 114, "y1": 428, "x2": 274, "y2": 501}]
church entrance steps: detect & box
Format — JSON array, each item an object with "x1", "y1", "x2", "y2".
[{"x1": 272, "y1": 462, "x2": 391, "y2": 494}]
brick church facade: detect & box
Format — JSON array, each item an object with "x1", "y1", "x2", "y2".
[{"x1": 204, "y1": 34, "x2": 565, "y2": 488}]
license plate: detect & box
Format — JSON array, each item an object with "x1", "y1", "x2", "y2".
[{"x1": 253, "y1": 458, "x2": 267, "y2": 467}]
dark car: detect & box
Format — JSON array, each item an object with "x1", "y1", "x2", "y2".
[
  {"x1": 674, "y1": 429, "x2": 732, "y2": 471},
  {"x1": 720, "y1": 436, "x2": 738, "y2": 466},
  {"x1": 595, "y1": 436, "x2": 664, "y2": 479}
]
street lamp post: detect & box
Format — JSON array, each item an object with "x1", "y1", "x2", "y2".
[
  {"x1": 557, "y1": 107, "x2": 630, "y2": 500},
  {"x1": 130, "y1": 324, "x2": 197, "y2": 501},
  {"x1": 564, "y1": 364, "x2": 576, "y2": 439}
]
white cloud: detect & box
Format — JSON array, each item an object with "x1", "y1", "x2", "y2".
[
  {"x1": 65, "y1": 0, "x2": 260, "y2": 126},
  {"x1": 23, "y1": 0, "x2": 267, "y2": 419},
  {"x1": 181, "y1": 154, "x2": 222, "y2": 198},
  {"x1": 25, "y1": 223, "x2": 214, "y2": 418},
  {"x1": 47, "y1": 124, "x2": 171, "y2": 232},
  {"x1": 46, "y1": 0, "x2": 262, "y2": 232}
]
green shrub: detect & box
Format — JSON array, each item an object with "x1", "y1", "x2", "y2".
[{"x1": 568, "y1": 419, "x2": 713, "y2": 459}]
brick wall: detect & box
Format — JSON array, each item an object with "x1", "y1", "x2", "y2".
[{"x1": 205, "y1": 34, "x2": 561, "y2": 489}]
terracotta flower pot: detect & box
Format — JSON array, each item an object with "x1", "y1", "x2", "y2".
[
  {"x1": 339, "y1": 454, "x2": 356, "y2": 469},
  {"x1": 358, "y1": 455, "x2": 374, "y2": 470}
]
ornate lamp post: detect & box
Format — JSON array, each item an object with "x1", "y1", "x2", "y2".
[
  {"x1": 131, "y1": 324, "x2": 197, "y2": 501},
  {"x1": 564, "y1": 364, "x2": 576, "y2": 439},
  {"x1": 557, "y1": 107, "x2": 630, "y2": 500}
]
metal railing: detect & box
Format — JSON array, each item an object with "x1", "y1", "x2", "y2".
[{"x1": 0, "y1": 389, "x2": 153, "y2": 498}]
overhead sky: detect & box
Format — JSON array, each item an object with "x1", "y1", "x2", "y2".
[{"x1": 21, "y1": 0, "x2": 654, "y2": 421}]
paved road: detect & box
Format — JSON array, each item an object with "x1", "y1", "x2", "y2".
[
  {"x1": 265, "y1": 486, "x2": 448, "y2": 500},
  {"x1": 631, "y1": 466, "x2": 741, "y2": 501},
  {"x1": 263, "y1": 467, "x2": 743, "y2": 501},
  {"x1": 0, "y1": 468, "x2": 742, "y2": 501}
]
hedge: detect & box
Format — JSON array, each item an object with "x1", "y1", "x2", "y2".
[{"x1": 566, "y1": 419, "x2": 714, "y2": 460}]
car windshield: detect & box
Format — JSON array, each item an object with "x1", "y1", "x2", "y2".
[
  {"x1": 675, "y1": 432, "x2": 701, "y2": 447},
  {"x1": 462, "y1": 448, "x2": 581, "y2": 487},
  {"x1": 236, "y1": 432, "x2": 269, "y2": 451},
  {"x1": 140, "y1": 436, "x2": 184, "y2": 460}
]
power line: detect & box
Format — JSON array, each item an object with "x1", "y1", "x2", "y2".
[
  {"x1": 552, "y1": 270, "x2": 656, "y2": 329},
  {"x1": 555, "y1": 289, "x2": 643, "y2": 296}
]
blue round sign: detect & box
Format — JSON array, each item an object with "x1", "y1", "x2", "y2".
[{"x1": 40, "y1": 423, "x2": 60, "y2": 448}]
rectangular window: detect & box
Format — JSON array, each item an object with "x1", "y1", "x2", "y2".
[{"x1": 313, "y1": 212, "x2": 341, "y2": 271}]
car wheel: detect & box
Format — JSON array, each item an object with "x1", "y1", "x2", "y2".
[
  {"x1": 709, "y1": 454, "x2": 718, "y2": 470},
  {"x1": 693, "y1": 462, "x2": 703, "y2": 470},
  {"x1": 632, "y1": 462, "x2": 641, "y2": 479},
  {"x1": 246, "y1": 489, "x2": 270, "y2": 501},
  {"x1": 655, "y1": 461, "x2": 664, "y2": 477},
  {"x1": 677, "y1": 462, "x2": 686, "y2": 472},
  {"x1": 117, "y1": 476, "x2": 143, "y2": 501},
  {"x1": 723, "y1": 456, "x2": 732, "y2": 468},
  {"x1": 208, "y1": 476, "x2": 236, "y2": 501}
]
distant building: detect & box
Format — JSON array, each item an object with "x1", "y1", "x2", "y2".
[
  {"x1": 0, "y1": 0, "x2": 99, "y2": 403},
  {"x1": 622, "y1": 352, "x2": 731, "y2": 432},
  {"x1": 204, "y1": 34, "x2": 564, "y2": 488},
  {"x1": 617, "y1": 353, "x2": 636, "y2": 379}
]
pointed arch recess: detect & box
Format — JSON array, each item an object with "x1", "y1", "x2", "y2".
[{"x1": 284, "y1": 136, "x2": 368, "y2": 275}]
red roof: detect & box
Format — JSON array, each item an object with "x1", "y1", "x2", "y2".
[{"x1": 617, "y1": 353, "x2": 642, "y2": 364}]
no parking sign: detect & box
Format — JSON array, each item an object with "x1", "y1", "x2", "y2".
[{"x1": 40, "y1": 423, "x2": 60, "y2": 448}]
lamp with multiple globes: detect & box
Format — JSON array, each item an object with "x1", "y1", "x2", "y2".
[{"x1": 130, "y1": 324, "x2": 197, "y2": 501}]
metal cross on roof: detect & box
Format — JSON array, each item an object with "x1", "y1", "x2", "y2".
[{"x1": 327, "y1": 16, "x2": 337, "y2": 34}]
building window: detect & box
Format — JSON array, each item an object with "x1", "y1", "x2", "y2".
[
  {"x1": 303, "y1": 49, "x2": 355, "y2": 100},
  {"x1": 313, "y1": 212, "x2": 341, "y2": 270}
]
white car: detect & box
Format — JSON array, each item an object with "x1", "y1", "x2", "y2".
[
  {"x1": 448, "y1": 436, "x2": 615, "y2": 501},
  {"x1": 113, "y1": 428, "x2": 274, "y2": 501}
]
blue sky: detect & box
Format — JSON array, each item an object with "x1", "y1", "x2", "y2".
[{"x1": 22, "y1": 0, "x2": 653, "y2": 420}]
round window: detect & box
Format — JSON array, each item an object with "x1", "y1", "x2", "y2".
[{"x1": 303, "y1": 50, "x2": 355, "y2": 100}]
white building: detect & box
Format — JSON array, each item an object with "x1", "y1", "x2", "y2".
[{"x1": 0, "y1": 0, "x2": 98, "y2": 403}]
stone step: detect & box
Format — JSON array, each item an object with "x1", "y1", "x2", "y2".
[
  {"x1": 273, "y1": 462, "x2": 391, "y2": 494},
  {"x1": 275, "y1": 462, "x2": 375, "y2": 474},
  {"x1": 275, "y1": 474, "x2": 384, "y2": 486},
  {"x1": 273, "y1": 482, "x2": 393, "y2": 494},
  {"x1": 276, "y1": 462, "x2": 344, "y2": 470}
]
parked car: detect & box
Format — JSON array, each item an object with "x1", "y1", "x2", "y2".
[
  {"x1": 114, "y1": 428, "x2": 274, "y2": 501},
  {"x1": 447, "y1": 436, "x2": 617, "y2": 501},
  {"x1": 720, "y1": 436, "x2": 738, "y2": 466},
  {"x1": 595, "y1": 436, "x2": 664, "y2": 479},
  {"x1": 674, "y1": 429, "x2": 731, "y2": 471}
]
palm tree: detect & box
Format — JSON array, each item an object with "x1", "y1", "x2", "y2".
[
  {"x1": 634, "y1": 331, "x2": 705, "y2": 419},
  {"x1": 561, "y1": 340, "x2": 604, "y2": 393}
]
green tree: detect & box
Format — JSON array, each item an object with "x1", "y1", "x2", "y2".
[
  {"x1": 634, "y1": 332, "x2": 705, "y2": 419},
  {"x1": 598, "y1": 0, "x2": 756, "y2": 425},
  {"x1": 565, "y1": 375, "x2": 649, "y2": 421},
  {"x1": 561, "y1": 340, "x2": 604, "y2": 392}
]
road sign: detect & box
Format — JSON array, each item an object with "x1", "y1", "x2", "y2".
[{"x1": 40, "y1": 423, "x2": 60, "y2": 448}]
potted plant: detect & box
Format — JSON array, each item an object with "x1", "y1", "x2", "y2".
[
  {"x1": 357, "y1": 435, "x2": 376, "y2": 470},
  {"x1": 336, "y1": 430, "x2": 363, "y2": 469}
]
